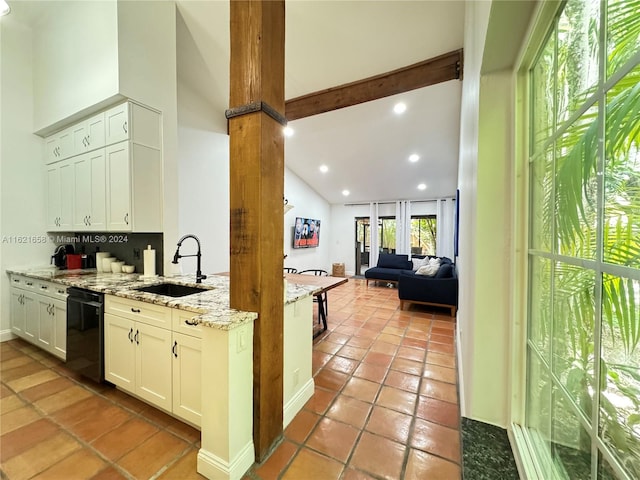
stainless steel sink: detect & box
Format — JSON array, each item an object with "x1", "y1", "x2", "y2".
[{"x1": 134, "y1": 283, "x2": 210, "y2": 297}]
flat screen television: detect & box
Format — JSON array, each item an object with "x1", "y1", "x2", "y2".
[{"x1": 293, "y1": 217, "x2": 320, "y2": 248}]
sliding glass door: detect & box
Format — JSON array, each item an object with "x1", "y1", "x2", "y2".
[{"x1": 526, "y1": 1, "x2": 640, "y2": 478}]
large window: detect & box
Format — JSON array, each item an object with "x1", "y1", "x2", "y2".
[
  {"x1": 411, "y1": 215, "x2": 437, "y2": 255},
  {"x1": 379, "y1": 216, "x2": 396, "y2": 253},
  {"x1": 526, "y1": 1, "x2": 640, "y2": 478}
]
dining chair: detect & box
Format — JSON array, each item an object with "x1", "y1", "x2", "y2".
[
  {"x1": 298, "y1": 269, "x2": 329, "y2": 330},
  {"x1": 283, "y1": 267, "x2": 298, "y2": 273}
]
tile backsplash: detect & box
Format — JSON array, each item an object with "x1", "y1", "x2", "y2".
[{"x1": 50, "y1": 232, "x2": 164, "y2": 275}]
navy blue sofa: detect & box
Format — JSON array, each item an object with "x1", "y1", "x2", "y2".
[
  {"x1": 364, "y1": 253, "x2": 413, "y2": 286},
  {"x1": 398, "y1": 263, "x2": 458, "y2": 316},
  {"x1": 364, "y1": 253, "x2": 458, "y2": 316}
]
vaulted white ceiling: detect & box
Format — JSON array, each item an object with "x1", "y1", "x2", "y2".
[
  {"x1": 176, "y1": 0, "x2": 465, "y2": 204},
  {"x1": 12, "y1": 0, "x2": 465, "y2": 205}
]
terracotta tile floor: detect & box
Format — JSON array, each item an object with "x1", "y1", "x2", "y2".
[{"x1": 0, "y1": 279, "x2": 460, "y2": 479}]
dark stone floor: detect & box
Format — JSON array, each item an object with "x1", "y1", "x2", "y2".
[{"x1": 461, "y1": 417, "x2": 520, "y2": 480}]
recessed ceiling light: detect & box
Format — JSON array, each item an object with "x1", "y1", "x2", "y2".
[
  {"x1": 409, "y1": 154, "x2": 420, "y2": 163},
  {"x1": 393, "y1": 102, "x2": 407, "y2": 114},
  {"x1": 0, "y1": 0, "x2": 10, "y2": 16},
  {"x1": 417, "y1": 183, "x2": 427, "y2": 190},
  {"x1": 283, "y1": 126, "x2": 294, "y2": 137},
  {"x1": 342, "y1": 190, "x2": 350, "y2": 196},
  {"x1": 319, "y1": 165, "x2": 329, "y2": 173}
]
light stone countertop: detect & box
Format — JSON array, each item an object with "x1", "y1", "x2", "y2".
[{"x1": 6, "y1": 267, "x2": 316, "y2": 331}]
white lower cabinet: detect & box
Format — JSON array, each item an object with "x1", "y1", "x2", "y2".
[
  {"x1": 135, "y1": 322, "x2": 172, "y2": 411},
  {"x1": 172, "y1": 332, "x2": 202, "y2": 426},
  {"x1": 104, "y1": 313, "x2": 136, "y2": 392},
  {"x1": 9, "y1": 275, "x2": 67, "y2": 361},
  {"x1": 104, "y1": 295, "x2": 201, "y2": 427},
  {"x1": 10, "y1": 288, "x2": 25, "y2": 336}
]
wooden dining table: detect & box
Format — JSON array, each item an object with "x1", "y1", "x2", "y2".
[{"x1": 286, "y1": 273, "x2": 348, "y2": 337}]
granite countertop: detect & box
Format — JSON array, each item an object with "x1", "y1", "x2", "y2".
[{"x1": 6, "y1": 267, "x2": 316, "y2": 331}]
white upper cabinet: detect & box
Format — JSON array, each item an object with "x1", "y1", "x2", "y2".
[
  {"x1": 44, "y1": 127, "x2": 73, "y2": 164},
  {"x1": 44, "y1": 101, "x2": 162, "y2": 233},
  {"x1": 72, "y1": 112, "x2": 105, "y2": 156},
  {"x1": 47, "y1": 158, "x2": 74, "y2": 231},
  {"x1": 73, "y1": 150, "x2": 106, "y2": 231},
  {"x1": 105, "y1": 103, "x2": 130, "y2": 145}
]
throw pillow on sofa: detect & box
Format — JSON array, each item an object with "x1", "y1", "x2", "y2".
[
  {"x1": 416, "y1": 257, "x2": 440, "y2": 276},
  {"x1": 411, "y1": 256, "x2": 430, "y2": 271},
  {"x1": 435, "y1": 263, "x2": 454, "y2": 278}
]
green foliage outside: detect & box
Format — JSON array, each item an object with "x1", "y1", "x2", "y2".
[{"x1": 528, "y1": 0, "x2": 640, "y2": 477}]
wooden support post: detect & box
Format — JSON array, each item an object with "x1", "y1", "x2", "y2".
[{"x1": 228, "y1": 0, "x2": 285, "y2": 463}]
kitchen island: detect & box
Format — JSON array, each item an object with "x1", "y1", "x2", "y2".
[{"x1": 6, "y1": 267, "x2": 316, "y2": 480}]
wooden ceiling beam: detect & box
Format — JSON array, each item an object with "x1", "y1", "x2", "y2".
[{"x1": 285, "y1": 49, "x2": 463, "y2": 121}]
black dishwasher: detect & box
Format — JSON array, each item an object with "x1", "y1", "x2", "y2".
[{"x1": 66, "y1": 287, "x2": 104, "y2": 382}]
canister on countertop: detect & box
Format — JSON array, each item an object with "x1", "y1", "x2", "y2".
[{"x1": 96, "y1": 252, "x2": 111, "y2": 272}]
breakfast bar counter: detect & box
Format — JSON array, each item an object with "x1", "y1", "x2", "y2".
[{"x1": 6, "y1": 266, "x2": 317, "y2": 480}]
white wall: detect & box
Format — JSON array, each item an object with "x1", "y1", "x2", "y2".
[
  {"x1": 470, "y1": 70, "x2": 514, "y2": 426},
  {"x1": 176, "y1": 80, "x2": 230, "y2": 276},
  {"x1": 0, "y1": 15, "x2": 52, "y2": 340},
  {"x1": 284, "y1": 169, "x2": 331, "y2": 272},
  {"x1": 457, "y1": 0, "x2": 492, "y2": 420},
  {"x1": 458, "y1": 0, "x2": 526, "y2": 429},
  {"x1": 32, "y1": 0, "x2": 120, "y2": 133},
  {"x1": 116, "y1": 0, "x2": 178, "y2": 276}
]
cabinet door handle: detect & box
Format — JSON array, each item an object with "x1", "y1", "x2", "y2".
[
  {"x1": 41, "y1": 285, "x2": 48, "y2": 290},
  {"x1": 128, "y1": 327, "x2": 133, "y2": 343},
  {"x1": 131, "y1": 308, "x2": 140, "y2": 313},
  {"x1": 172, "y1": 340, "x2": 178, "y2": 358},
  {"x1": 87, "y1": 215, "x2": 91, "y2": 225},
  {"x1": 185, "y1": 318, "x2": 199, "y2": 326},
  {"x1": 58, "y1": 290, "x2": 65, "y2": 295},
  {"x1": 124, "y1": 213, "x2": 129, "y2": 225},
  {"x1": 87, "y1": 135, "x2": 91, "y2": 145},
  {"x1": 123, "y1": 121, "x2": 128, "y2": 134},
  {"x1": 26, "y1": 282, "x2": 33, "y2": 286},
  {"x1": 82, "y1": 137, "x2": 87, "y2": 147},
  {"x1": 84, "y1": 216, "x2": 88, "y2": 225},
  {"x1": 134, "y1": 330, "x2": 139, "y2": 345}
]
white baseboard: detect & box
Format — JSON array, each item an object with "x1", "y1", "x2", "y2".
[
  {"x1": 0, "y1": 329, "x2": 16, "y2": 343},
  {"x1": 283, "y1": 378, "x2": 314, "y2": 428},
  {"x1": 197, "y1": 441, "x2": 255, "y2": 480}
]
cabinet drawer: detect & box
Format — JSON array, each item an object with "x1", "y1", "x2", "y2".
[
  {"x1": 10, "y1": 274, "x2": 27, "y2": 288},
  {"x1": 105, "y1": 295, "x2": 171, "y2": 328},
  {"x1": 37, "y1": 281, "x2": 68, "y2": 300},
  {"x1": 172, "y1": 310, "x2": 202, "y2": 339},
  {"x1": 18, "y1": 276, "x2": 39, "y2": 291}
]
